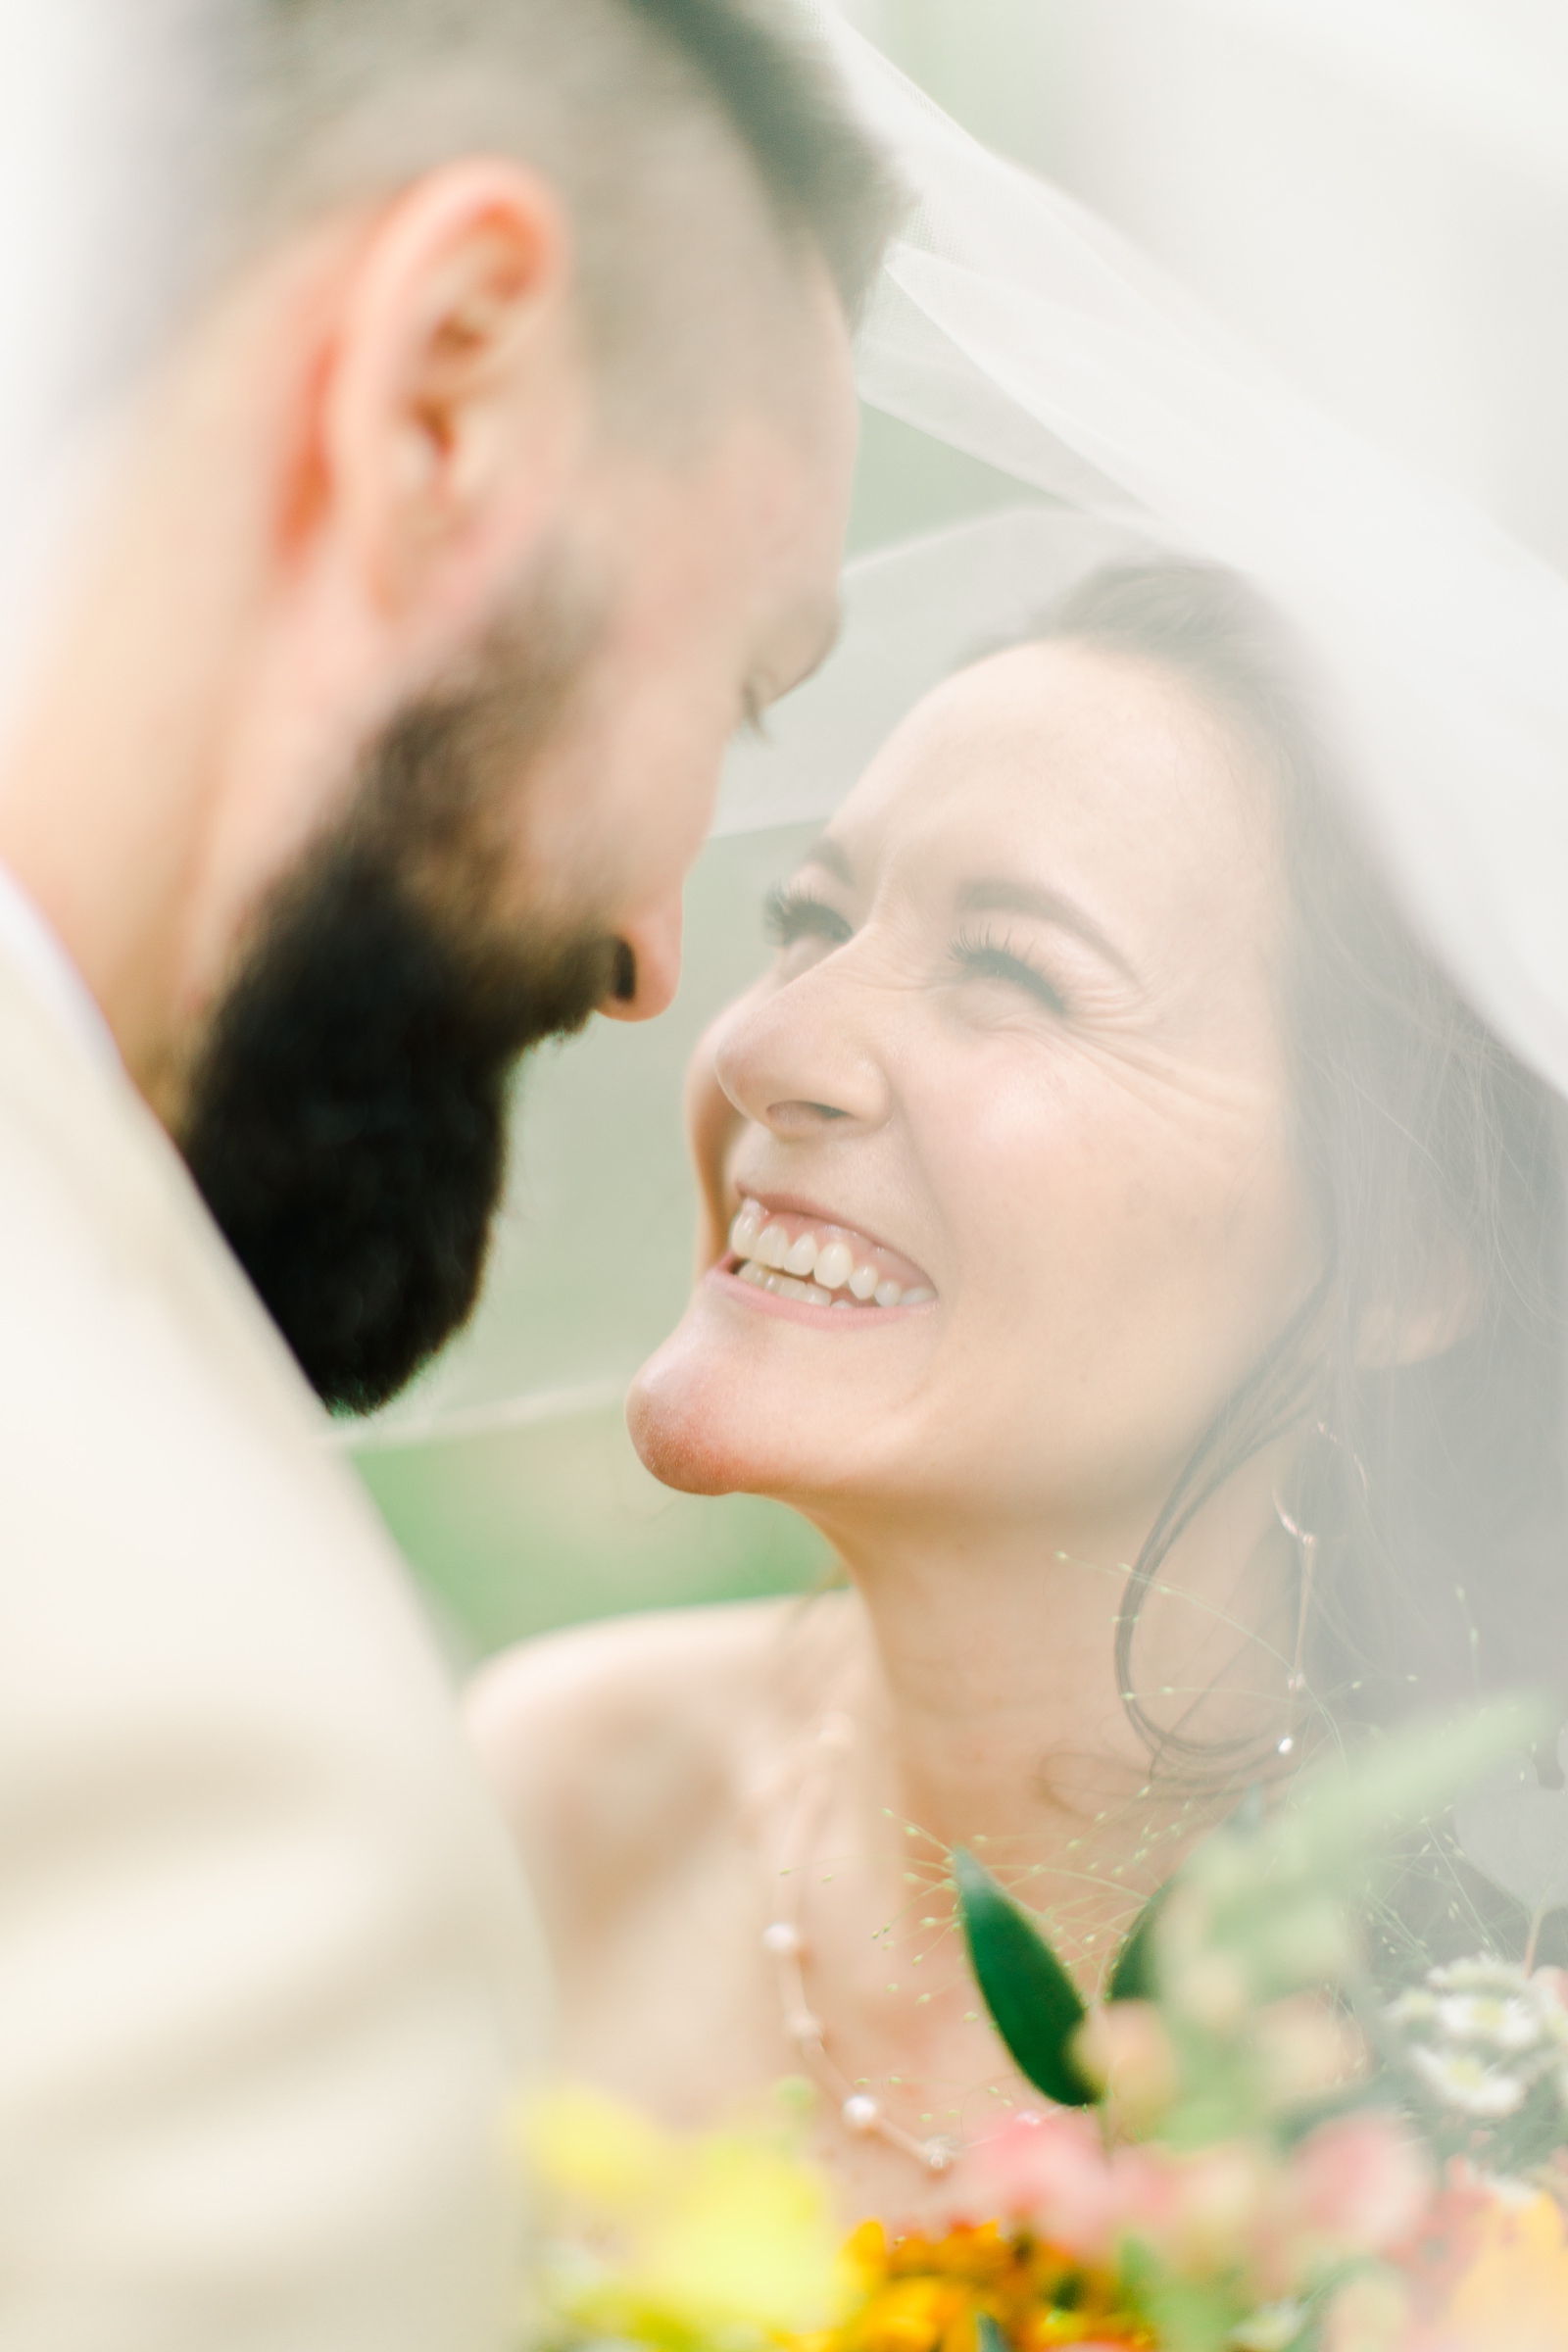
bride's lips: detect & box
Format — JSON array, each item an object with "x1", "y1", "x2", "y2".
[{"x1": 706, "y1": 1193, "x2": 938, "y2": 1327}]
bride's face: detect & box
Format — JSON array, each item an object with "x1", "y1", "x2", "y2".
[{"x1": 629, "y1": 638, "x2": 1319, "y2": 1543}]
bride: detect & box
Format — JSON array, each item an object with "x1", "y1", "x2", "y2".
[
  {"x1": 466, "y1": 551, "x2": 1568, "y2": 2225},
  {"x1": 458, "y1": 3, "x2": 1568, "y2": 2237}
]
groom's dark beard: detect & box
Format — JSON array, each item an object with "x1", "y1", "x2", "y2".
[{"x1": 181, "y1": 610, "x2": 616, "y2": 1415}]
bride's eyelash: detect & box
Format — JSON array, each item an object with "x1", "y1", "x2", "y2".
[
  {"x1": 952, "y1": 921, "x2": 1068, "y2": 1013},
  {"x1": 763, "y1": 883, "x2": 853, "y2": 949}
]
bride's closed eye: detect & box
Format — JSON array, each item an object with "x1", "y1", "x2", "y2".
[
  {"x1": 763, "y1": 881, "x2": 854, "y2": 958},
  {"x1": 952, "y1": 921, "x2": 1069, "y2": 1015}
]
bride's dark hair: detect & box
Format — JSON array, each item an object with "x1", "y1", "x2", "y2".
[{"x1": 1046, "y1": 560, "x2": 1568, "y2": 1793}]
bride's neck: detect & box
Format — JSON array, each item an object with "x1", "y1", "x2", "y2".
[{"x1": 812, "y1": 1462, "x2": 1296, "y2": 1886}]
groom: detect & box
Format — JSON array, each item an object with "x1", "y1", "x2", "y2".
[{"x1": 0, "y1": 2, "x2": 889, "y2": 2346}]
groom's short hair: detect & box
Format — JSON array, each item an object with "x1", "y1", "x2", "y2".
[{"x1": 225, "y1": 0, "x2": 899, "y2": 424}]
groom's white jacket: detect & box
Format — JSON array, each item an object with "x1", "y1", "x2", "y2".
[{"x1": 0, "y1": 944, "x2": 549, "y2": 2346}]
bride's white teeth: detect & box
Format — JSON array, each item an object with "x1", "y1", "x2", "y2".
[
  {"x1": 783, "y1": 1232, "x2": 819, "y2": 1278},
  {"x1": 814, "y1": 1240, "x2": 854, "y2": 1291},
  {"x1": 727, "y1": 1207, "x2": 936, "y2": 1310}
]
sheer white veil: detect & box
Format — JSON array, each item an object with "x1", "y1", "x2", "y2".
[
  {"x1": 820, "y1": 6, "x2": 1568, "y2": 1097},
  {"x1": 360, "y1": 5, "x2": 1568, "y2": 1448}
]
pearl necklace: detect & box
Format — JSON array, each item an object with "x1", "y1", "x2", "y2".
[{"x1": 760, "y1": 1710, "x2": 963, "y2": 2176}]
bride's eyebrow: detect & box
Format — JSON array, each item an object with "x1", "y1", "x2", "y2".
[
  {"x1": 956, "y1": 875, "x2": 1135, "y2": 979},
  {"x1": 799, "y1": 835, "x2": 855, "y2": 885}
]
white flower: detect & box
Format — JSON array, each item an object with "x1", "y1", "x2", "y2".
[
  {"x1": 1409, "y1": 2041, "x2": 1527, "y2": 2117},
  {"x1": 1431, "y1": 1958, "x2": 1527, "y2": 1989},
  {"x1": 1435, "y1": 1991, "x2": 1544, "y2": 2053},
  {"x1": 1387, "y1": 1986, "x2": 1439, "y2": 2030}
]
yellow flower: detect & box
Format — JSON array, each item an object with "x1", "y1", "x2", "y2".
[
  {"x1": 1439, "y1": 2191, "x2": 1568, "y2": 2352},
  {"x1": 522, "y1": 2082, "x2": 669, "y2": 2211},
  {"x1": 626, "y1": 2135, "x2": 844, "y2": 2335},
  {"x1": 522, "y1": 2085, "x2": 842, "y2": 2344}
]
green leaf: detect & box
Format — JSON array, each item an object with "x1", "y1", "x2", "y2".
[
  {"x1": 1105, "y1": 1878, "x2": 1171, "y2": 2004},
  {"x1": 975, "y1": 2316, "x2": 1007, "y2": 2352},
  {"x1": 954, "y1": 1848, "x2": 1095, "y2": 2108}
]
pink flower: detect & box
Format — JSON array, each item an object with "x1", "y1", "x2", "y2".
[
  {"x1": 1286, "y1": 2114, "x2": 1432, "y2": 2261},
  {"x1": 960, "y1": 2113, "x2": 1263, "y2": 2281},
  {"x1": 960, "y1": 2105, "x2": 1432, "y2": 2307},
  {"x1": 958, "y1": 2110, "x2": 1123, "y2": 2263}
]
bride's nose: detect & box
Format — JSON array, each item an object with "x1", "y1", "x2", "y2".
[{"x1": 712, "y1": 961, "x2": 892, "y2": 1138}]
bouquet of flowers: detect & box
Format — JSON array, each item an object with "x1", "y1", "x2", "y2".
[{"x1": 525, "y1": 1709, "x2": 1568, "y2": 2352}]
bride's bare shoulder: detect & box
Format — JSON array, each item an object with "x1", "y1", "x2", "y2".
[
  {"x1": 467, "y1": 1592, "x2": 820, "y2": 1767},
  {"x1": 466, "y1": 1592, "x2": 848, "y2": 1917}
]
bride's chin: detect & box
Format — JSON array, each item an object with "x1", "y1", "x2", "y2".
[
  {"x1": 626, "y1": 1323, "x2": 765, "y2": 1496},
  {"x1": 627, "y1": 1303, "x2": 836, "y2": 1499}
]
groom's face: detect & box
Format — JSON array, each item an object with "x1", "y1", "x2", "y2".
[{"x1": 181, "y1": 355, "x2": 853, "y2": 1414}]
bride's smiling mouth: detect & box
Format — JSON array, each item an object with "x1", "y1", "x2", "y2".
[{"x1": 710, "y1": 1195, "x2": 938, "y2": 1321}]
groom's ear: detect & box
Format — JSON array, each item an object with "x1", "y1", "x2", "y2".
[{"x1": 316, "y1": 158, "x2": 586, "y2": 665}]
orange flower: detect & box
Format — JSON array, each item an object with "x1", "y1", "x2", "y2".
[{"x1": 805, "y1": 2219, "x2": 1152, "y2": 2352}]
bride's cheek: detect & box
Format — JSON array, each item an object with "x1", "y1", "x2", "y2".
[{"x1": 934, "y1": 1056, "x2": 1303, "y2": 1455}]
